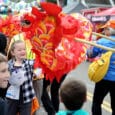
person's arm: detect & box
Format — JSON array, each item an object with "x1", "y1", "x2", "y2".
[
  {"x1": 87, "y1": 46, "x2": 102, "y2": 58},
  {"x1": 87, "y1": 38, "x2": 107, "y2": 58}
]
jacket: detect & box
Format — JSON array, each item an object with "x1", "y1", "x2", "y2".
[
  {"x1": 0, "y1": 97, "x2": 7, "y2": 115},
  {"x1": 91, "y1": 35, "x2": 115, "y2": 81},
  {"x1": 7, "y1": 59, "x2": 35, "y2": 103}
]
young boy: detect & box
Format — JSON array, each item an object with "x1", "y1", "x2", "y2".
[
  {"x1": 0, "y1": 33, "x2": 8, "y2": 99},
  {"x1": 56, "y1": 79, "x2": 89, "y2": 115},
  {"x1": 0, "y1": 53, "x2": 10, "y2": 115}
]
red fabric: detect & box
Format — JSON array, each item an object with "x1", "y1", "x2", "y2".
[
  {"x1": 1, "y1": 2, "x2": 92, "y2": 82},
  {"x1": 0, "y1": 15, "x2": 21, "y2": 38},
  {"x1": 40, "y1": 2, "x2": 62, "y2": 16},
  {"x1": 22, "y1": 3, "x2": 92, "y2": 82}
]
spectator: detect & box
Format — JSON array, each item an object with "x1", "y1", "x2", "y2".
[
  {"x1": 0, "y1": 33, "x2": 8, "y2": 99},
  {"x1": 8, "y1": 33, "x2": 43, "y2": 115},
  {"x1": 0, "y1": 53, "x2": 10, "y2": 115},
  {"x1": 56, "y1": 79, "x2": 88, "y2": 115},
  {"x1": 87, "y1": 27, "x2": 115, "y2": 115},
  {"x1": 6, "y1": 40, "x2": 37, "y2": 115}
]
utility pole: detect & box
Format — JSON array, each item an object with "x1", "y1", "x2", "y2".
[
  {"x1": 81, "y1": 0, "x2": 88, "y2": 8},
  {"x1": 109, "y1": 0, "x2": 115, "y2": 6}
]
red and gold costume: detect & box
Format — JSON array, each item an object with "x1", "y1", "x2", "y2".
[{"x1": 0, "y1": 2, "x2": 92, "y2": 82}]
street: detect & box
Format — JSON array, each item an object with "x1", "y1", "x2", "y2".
[{"x1": 62, "y1": 61, "x2": 111, "y2": 115}]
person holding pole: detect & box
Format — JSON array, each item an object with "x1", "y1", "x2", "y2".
[{"x1": 87, "y1": 27, "x2": 115, "y2": 115}]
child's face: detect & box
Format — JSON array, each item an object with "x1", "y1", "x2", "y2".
[
  {"x1": 0, "y1": 62, "x2": 10, "y2": 88},
  {"x1": 12, "y1": 42, "x2": 26, "y2": 61}
]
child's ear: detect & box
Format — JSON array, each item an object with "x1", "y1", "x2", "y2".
[
  {"x1": 59, "y1": 95, "x2": 63, "y2": 103},
  {"x1": 84, "y1": 94, "x2": 87, "y2": 102}
]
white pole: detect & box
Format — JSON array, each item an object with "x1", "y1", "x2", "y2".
[
  {"x1": 56, "y1": 0, "x2": 60, "y2": 6},
  {"x1": 81, "y1": 0, "x2": 88, "y2": 8},
  {"x1": 109, "y1": 0, "x2": 115, "y2": 6}
]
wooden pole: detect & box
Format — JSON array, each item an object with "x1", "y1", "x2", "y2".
[
  {"x1": 74, "y1": 38, "x2": 115, "y2": 52},
  {"x1": 92, "y1": 32, "x2": 115, "y2": 42}
]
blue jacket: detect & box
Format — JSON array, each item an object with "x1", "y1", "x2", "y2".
[
  {"x1": 91, "y1": 35, "x2": 115, "y2": 81},
  {"x1": 56, "y1": 109, "x2": 89, "y2": 115}
]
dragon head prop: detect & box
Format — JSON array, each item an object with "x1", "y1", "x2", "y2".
[{"x1": 1, "y1": 2, "x2": 92, "y2": 82}]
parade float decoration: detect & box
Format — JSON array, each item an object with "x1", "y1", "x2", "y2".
[
  {"x1": 0, "y1": 2, "x2": 93, "y2": 82},
  {"x1": 19, "y1": 2, "x2": 93, "y2": 82},
  {"x1": 0, "y1": 15, "x2": 21, "y2": 39}
]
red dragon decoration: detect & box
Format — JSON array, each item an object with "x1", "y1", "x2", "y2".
[{"x1": 0, "y1": 2, "x2": 92, "y2": 82}]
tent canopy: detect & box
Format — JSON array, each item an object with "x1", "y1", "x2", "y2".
[
  {"x1": 93, "y1": 7, "x2": 115, "y2": 16},
  {"x1": 91, "y1": 7, "x2": 115, "y2": 23}
]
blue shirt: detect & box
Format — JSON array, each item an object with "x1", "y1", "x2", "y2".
[{"x1": 56, "y1": 109, "x2": 89, "y2": 115}]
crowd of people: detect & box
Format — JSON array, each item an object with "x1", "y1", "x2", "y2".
[
  {"x1": 0, "y1": 38, "x2": 88, "y2": 115},
  {"x1": 0, "y1": 33, "x2": 87, "y2": 115}
]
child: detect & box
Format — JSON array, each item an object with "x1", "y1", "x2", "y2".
[
  {"x1": 56, "y1": 79, "x2": 89, "y2": 115},
  {"x1": 6, "y1": 40, "x2": 40, "y2": 115},
  {"x1": 8, "y1": 34, "x2": 44, "y2": 115},
  {"x1": 0, "y1": 33, "x2": 8, "y2": 99},
  {"x1": 0, "y1": 53, "x2": 10, "y2": 115}
]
